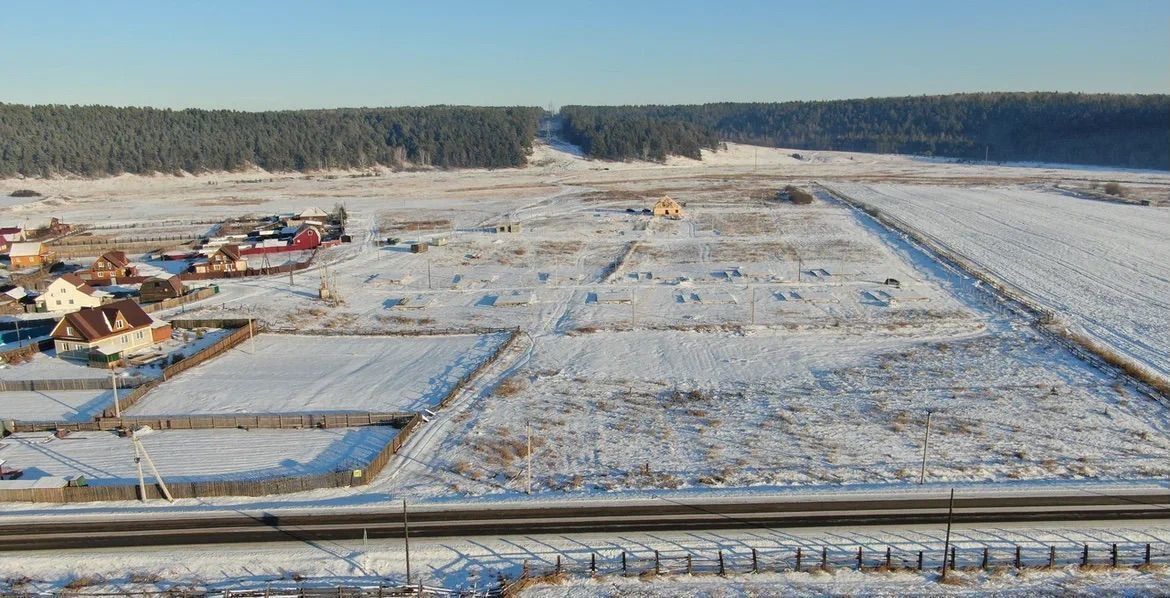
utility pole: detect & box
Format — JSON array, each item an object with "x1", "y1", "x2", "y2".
[
  {"x1": 427, "y1": 254, "x2": 432, "y2": 290},
  {"x1": 919, "y1": 411, "x2": 933, "y2": 485},
  {"x1": 750, "y1": 287, "x2": 756, "y2": 325},
  {"x1": 797, "y1": 255, "x2": 803, "y2": 283},
  {"x1": 941, "y1": 488, "x2": 955, "y2": 580},
  {"x1": 402, "y1": 499, "x2": 412, "y2": 584},
  {"x1": 111, "y1": 370, "x2": 120, "y2": 418},
  {"x1": 630, "y1": 291, "x2": 636, "y2": 327},
  {"x1": 526, "y1": 421, "x2": 533, "y2": 495},
  {"x1": 14, "y1": 319, "x2": 21, "y2": 349},
  {"x1": 249, "y1": 319, "x2": 256, "y2": 355},
  {"x1": 132, "y1": 433, "x2": 174, "y2": 503}
]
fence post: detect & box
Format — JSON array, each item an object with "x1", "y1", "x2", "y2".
[
  {"x1": 1112, "y1": 543, "x2": 1118, "y2": 568},
  {"x1": 857, "y1": 546, "x2": 863, "y2": 570},
  {"x1": 1015, "y1": 546, "x2": 1022, "y2": 569},
  {"x1": 1146, "y1": 543, "x2": 1152, "y2": 566},
  {"x1": 590, "y1": 553, "x2": 596, "y2": 575},
  {"x1": 752, "y1": 548, "x2": 758, "y2": 573},
  {"x1": 822, "y1": 547, "x2": 828, "y2": 571},
  {"x1": 622, "y1": 552, "x2": 627, "y2": 574},
  {"x1": 950, "y1": 547, "x2": 956, "y2": 570},
  {"x1": 655, "y1": 550, "x2": 660, "y2": 575},
  {"x1": 1049, "y1": 545, "x2": 1056, "y2": 568},
  {"x1": 795, "y1": 547, "x2": 802, "y2": 572},
  {"x1": 982, "y1": 547, "x2": 989, "y2": 570},
  {"x1": 718, "y1": 550, "x2": 725, "y2": 576},
  {"x1": 686, "y1": 554, "x2": 692, "y2": 575},
  {"x1": 917, "y1": 551, "x2": 924, "y2": 571},
  {"x1": 886, "y1": 547, "x2": 892, "y2": 570},
  {"x1": 556, "y1": 555, "x2": 561, "y2": 574},
  {"x1": 1082, "y1": 544, "x2": 1089, "y2": 567}
]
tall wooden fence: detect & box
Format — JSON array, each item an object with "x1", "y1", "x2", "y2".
[
  {"x1": 12, "y1": 411, "x2": 415, "y2": 433},
  {"x1": 438, "y1": 329, "x2": 521, "y2": 409},
  {"x1": 0, "y1": 414, "x2": 423, "y2": 503},
  {"x1": 0, "y1": 376, "x2": 147, "y2": 393},
  {"x1": 139, "y1": 286, "x2": 219, "y2": 314}
]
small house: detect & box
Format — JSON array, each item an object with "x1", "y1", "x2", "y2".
[
  {"x1": 85, "y1": 250, "x2": 138, "y2": 281},
  {"x1": 0, "y1": 285, "x2": 27, "y2": 315},
  {"x1": 50, "y1": 299, "x2": 171, "y2": 364},
  {"x1": 192, "y1": 244, "x2": 248, "y2": 274},
  {"x1": 8, "y1": 242, "x2": 54, "y2": 269},
  {"x1": 34, "y1": 274, "x2": 110, "y2": 313},
  {"x1": 139, "y1": 276, "x2": 186, "y2": 303},
  {"x1": 0, "y1": 227, "x2": 24, "y2": 254},
  {"x1": 652, "y1": 195, "x2": 684, "y2": 218},
  {"x1": 493, "y1": 223, "x2": 523, "y2": 234},
  {"x1": 298, "y1": 207, "x2": 330, "y2": 220}
]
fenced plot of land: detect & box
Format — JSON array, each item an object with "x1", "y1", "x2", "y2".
[
  {"x1": 128, "y1": 333, "x2": 510, "y2": 415},
  {"x1": 0, "y1": 427, "x2": 397, "y2": 485},
  {"x1": 830, "y1": 183, "x2": 1170, "y2": 384},
  {"x1": 0, "y1": 389, "x2": 113, "y2": 423}
]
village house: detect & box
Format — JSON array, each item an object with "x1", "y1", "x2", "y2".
[
  {"x1": 8, "y1": 242, "x2": 55, "y2": 269},
  {"x1": 240, "y1": 224, "x2": 322, "y2": 255},
  {"x1": 0, "y1": 285, "x2": 28, "y2": 315},
  {"x1": 0, "y1": 227, "x2": 24, "y2": 254},
  {"x1": 652, "y1": 195, "x2": 685, "y2": 218},
  {"x1": 139, "y1": 275, "x2": 186, "y2": 303},
  {"x1": 83, "y1": 250, "x2": 138, "y2": 281},
  {"x1": 35, "y1": 274, "x2": 110, "y2": 313},
  {"x1": 191, "y1": 244, "x2": 248, "y2": 274},
  {"x1": 51, "y1": 299, "x2": 171, "y2": 365}
]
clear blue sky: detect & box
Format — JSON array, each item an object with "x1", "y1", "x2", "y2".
[{"x1": 2, "y1": 0, "x2": 1166, "y2": 110}]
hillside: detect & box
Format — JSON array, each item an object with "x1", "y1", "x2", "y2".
[
  {"x1": 0, "y1": 104, "x2": 544, "y2": 177},
  {"x1": 560, "y1": 93, "x2": 1170, "y2": 169}
]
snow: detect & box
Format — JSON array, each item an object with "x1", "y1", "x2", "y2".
[
  {"x1": 830, "y1": 183, "x2": 1170, "y2": 384},
  {"x1": 0, "y1": 427, "x2": 397, "y2": 484},
  {"x1": 0, "y1": 389, "x2": 112, "y2": 422},
  {"x1": 1, "y1": 520, "x2": 1169, "y2": 594},
  {"x1": 127, "y1": 333, "x2": 509, "y2": 415}
]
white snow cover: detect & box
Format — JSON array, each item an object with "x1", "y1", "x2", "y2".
[
  {"x1": 0, "y1": 389, "x2": 112, "y2": 422},
  {"x1": 830, "y1": 183, "x2": 1170, "y2": 383},
  {"x1": 127, "y1": 333, "x2": 509, "y2": 415},
  {"x1": 0, "y1": 427, "x2": 397, "y2": 484}
]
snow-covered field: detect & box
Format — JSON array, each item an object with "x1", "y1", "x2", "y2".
[
  {"x1": 0, "y1": 388, "x2": 112, "y2": 422},
  {"x1": 830, "y1": 183, "x2": 1170, "y2": 384},
  {"x1": 0, "y1": 140, "x2": 1167, "y2": 508},
  {"x1": 0, "y1": 427, "x2": 397, "y2": 484},
  {"x1": 127, "y1": 333, "x2": 508, "y2": 415}
]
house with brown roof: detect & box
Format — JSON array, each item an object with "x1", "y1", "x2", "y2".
[
  {"x1": 8, "y1": 242, "x2": 54, "y2": 269},
  {"x1": 84, "y1": 250, "x2": 138, "y2": 281},
  {"x1": 50, "y1": 299, "x2": 171, "y2": 364},
  {"x1": 0, "y1": 227, "x2": 24, "y2": 254},
  {"x1": 139, "y1": 275, "x2": 186, "y2": 303},
  {"x1": 34, "y1": 274, "x2": 110, "y2": 314},
  {"x1": 191, "y1": 244, "x2": 248, "y2": 274}
]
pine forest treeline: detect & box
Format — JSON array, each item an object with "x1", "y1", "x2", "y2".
[
  {"x1": 560, "y1": 93, "x2": 1170, "y2": 169},
  {"x1": 0, "y1": 104, "x2": 543, "y2": 177}
]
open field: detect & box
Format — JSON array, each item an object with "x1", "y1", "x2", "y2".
[
  {"x1": 0, "y1": 389, "x2": 112, "y2": 422},
  {"x1": 0, "y1": 427, "x2": 397, "y2": 485},
  {"x1": 0, "y1": 141, "x2": 1168, "y2": 514},
  {"x1": 128, "y1": 333, "x2": 509, "y2": 415},
  {"x1": 830, "y1": 183, "x2": 1170, "y2": 384}
]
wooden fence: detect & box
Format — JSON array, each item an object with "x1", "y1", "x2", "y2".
[
  {"x1": 139, "y1": 286, "x2": 220, "y2": 314},
  {"x1": 99, "y1": 322, "x2": 258, "y2": 418},
  {"x1": 178, "y1": 251, "x2": 317, "y2": 281},
  {"x1": 0, "y1": 338, "x2": 55, "y2": 364},
  {"x1": 437, "y1": 329, "x2": 521, "y2": 410},
  {"x1": 11, "y1": 411, "x2": 415, "y2": 433},
  {"x1": 0, "y1": 375, "x2": 147, "y2": 393},
  {"x1": 0, "y1": 413, "x2": 423, "y2": 503}
]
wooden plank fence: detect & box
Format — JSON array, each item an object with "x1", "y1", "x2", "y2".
[
  {"x1": 178, "y1": 251, "x2": 317, "y2": 282},
  {"x1": 11, "y1": 412, "x2": 415, "y2": 433},
  {"x1": 437, "y1": 329, "x2": 521, "y2": 410},
  {"x1": 139, "y1": 286, "x2": 219, "y2": 314},
  {"x1": 0, "y1": 375, "x2": 147, "y2": 392},
  {"x1": 0, "y1": 413, "x2": 423, "y2": 503}
]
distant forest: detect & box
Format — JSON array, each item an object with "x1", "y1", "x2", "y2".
[
  {"x1": 0, "y1": 104, "x2": 543, "y2": 177},
  {"x1": 560, "y1": 93, "x2": 1170, "y2": 169}
]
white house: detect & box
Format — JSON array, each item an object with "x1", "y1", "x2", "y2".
[{"x1": 35, "y1": 274, "x2": 110, "y2": 314}]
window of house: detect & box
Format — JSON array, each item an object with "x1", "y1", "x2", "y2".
[
  {"x1": 56, "y1": 300, "x2": 61, "y2": 306},
  {"x1": 115, "y1": 320, "x2": 123, "y2": 329},
  {"x1": 121, "y1": 334, "x2": 128, "y2": 343},
  {"x1": 136, "y1": 331, "x2": 144, "y2": 340},
  {"x1": 66, "y1": 326, "x2": 73, "y2": 336},
  {"x1": 69, "y1": 299, "x2": 74, "y2": 305}
]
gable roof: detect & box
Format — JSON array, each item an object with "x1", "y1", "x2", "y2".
[
  {"x1": 96, "y1": 250, "x2": 131, "y2": 268},
  {"x1": 143, "y1": 275, "x2": 184, "y2": 293},
  {"x1": 0, "y1": 227, "x2": 21, "y2": 236},
  {"x1": 56, "y1": 273, "x2": 102, "y2": 296},
  {"x1": 654, "y1": 195, "x2": 682, "y2": 209},
  {"x1": 298, "y1": 207, "x2": 330, "y2": 218},
  {"x1": 9, "y1": 242, "x2": 45, "y2": 257},
  {"x1": 53, "y1": 299, "x2": 155, "y2": 342},
  {"x1": 213, "y1": 244, "x2": 243, "y2": 261}
]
